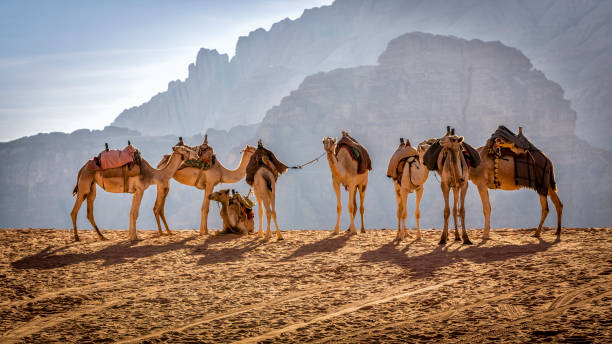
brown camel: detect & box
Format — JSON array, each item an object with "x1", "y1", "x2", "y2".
[
  {"x1": 469, "y1": 128, "x2": 563, "y2": 239},
  {"x1": 389, "y1": 138, "x2": 434, "y2": 240},
  {"x1": 70, "y1": 144, "x2": 197, "y2": 241},
  {"x1": 436, "y1": 131, "x2": 473, "y2": 245},
  {"x1": 157, "y1": 140, "x2": 256, "y2": 235},
  {"x1": 245, "y1": 141, "x2": 287, "y2": 241},
  {"x1": 322, "y1": 133, "x2": 370, "y2": 234},
  {"x1": 208, "y1": 189, "x2": 254, "y2": 235}
]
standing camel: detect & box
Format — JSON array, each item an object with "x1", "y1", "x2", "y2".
[
  {"x1": 71, "y1": 144, "x2": 197, "y2": 241},
  {"x1": 387, "y1": 138, "x2": 434, "y2": 240},
  {"x1": 246, "y1": 141, "x2": 288, "y2": 241},
  {"x1": 157, "y1": 140, "x2": 256, "y2": 235},
  {"x1": 428, "y1": 129, "x2": 476, "y2": 245},
  {"x1": 322, "y1": 132, "x2": 371, "y2": 234},
  {"x1": 469, "y1": 126, "x2": 563, "y2": 239}
]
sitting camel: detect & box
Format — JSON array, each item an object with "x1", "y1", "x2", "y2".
[
  {"x1": 322, "y1": 131, "x2": 371, "y2": 234},
  {"x1": 208, "y1": 189, "x2": 254, "y2": 235},
  {"x1": 245, "y1": 140, "x2": 287, "y2": 241},
  {"x1": 71, "y1": 143, "x2": 197, "y2": 241},
  {"x1": 157, "y1": 136, "x2": 256, "y2": 235},
  {"x1": 387, "y1": 138, "x2": 434, "y2": 240},
  {"x1": 469, "y1": 126, "x2": 563, "y2": 239}
]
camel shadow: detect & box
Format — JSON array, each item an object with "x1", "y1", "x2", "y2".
[
  {"x1": 11, "y1": 236, "x2": 197, "y2": 269},
  {"x1": 282, "y1": 232, "x2": 352, "y2": 261},
  {"x1": 190, "y1": 234, "x2": 263, "y2": 265},
  {"x1": 360, "y1": 236, "x2": 559, "y2": 279}
]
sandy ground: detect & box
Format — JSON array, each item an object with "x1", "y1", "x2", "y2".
[{"x1": 0, "y1": 227, "x2": 610, "y2": 343}]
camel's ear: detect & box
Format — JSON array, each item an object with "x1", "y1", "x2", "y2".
[{"x1": 458, "y1": 136, "x2": 464, "y2": 143}]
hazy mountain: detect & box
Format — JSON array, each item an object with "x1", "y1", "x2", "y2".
[
  {"x1": 241, "y1": 33, "x2": 612, "y2": 229},
  {"x1": 112, "y1": 0, "x2": 612, "y2": 149}
]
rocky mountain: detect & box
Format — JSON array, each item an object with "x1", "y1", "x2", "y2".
[
  {"x1": 112, "y1": 0, "x2": 612, "y2": 150},
  {"x1": 244, "y1": 33, "x2": 612, "y2": 229}
]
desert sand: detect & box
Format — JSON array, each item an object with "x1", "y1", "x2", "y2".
[{"x1": 0, "y1": 227, "x2": 610, "y2": 343}]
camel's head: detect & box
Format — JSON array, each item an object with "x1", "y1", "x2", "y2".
[
  {"x1": 208, "y1": 189, "x2": 230, "y2": 202},
  {"x1": 172, "y1": 144, "x2": 198, "y2": 161},
  {"x1": 417, "y1": 138, "x2": 437, "y2": 156},
  {"x1": 438, "y1": 134, "x2": 467, "y2": 186},
  {"x1": 241, "y1": 145, "x2": 256, "y2": 156},
  {"x1": 322, "y1": 137, "x2": 336, "y2": 152}
]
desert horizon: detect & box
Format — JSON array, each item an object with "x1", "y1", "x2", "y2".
[{"x1": 1, "y1": 227, "x2": 610, "y2": 343}]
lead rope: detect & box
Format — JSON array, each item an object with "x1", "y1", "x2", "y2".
[{"x1": 289, "y1": 152, "x2": 326, "y2": 169}]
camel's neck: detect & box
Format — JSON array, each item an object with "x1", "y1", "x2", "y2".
[
  {"x1": 325, "y1": 149, "x2": 342, "y2": 178},
  {"x1": 218, "y1": 152, "x2": 253, "y2": 183},
  {"x1": 152, "y1": 152, "x2": 183, "y2": 184}
]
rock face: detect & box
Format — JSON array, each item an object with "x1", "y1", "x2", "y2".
[
  {"x1": 111, "y1": 0, "x2": 612, "y2": 150},
  {"x1": 249, "y1": 33, "x2": 612, "y2": 229}
]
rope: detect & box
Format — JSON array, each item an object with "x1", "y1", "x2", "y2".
[{"x1": 289, "y1": 152, "x2": 326, "y2": 169}]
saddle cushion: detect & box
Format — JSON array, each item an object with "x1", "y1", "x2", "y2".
[
  {"x1": 387, "y1": 144, "x2": 418, "y2": 181},
  {"x1": 245, "y1": 146, "x2": 288, "y2": 186},
  {"x1": 334, "y1": 134, "x2": 372, "y2": 174},
  {"x1": 98, "y1": 145, "x2": 136, "y2": 170}
]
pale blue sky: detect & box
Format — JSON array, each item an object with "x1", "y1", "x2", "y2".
[{"x1": 0, "y1": 0, "x2": 332, "y2": 142}]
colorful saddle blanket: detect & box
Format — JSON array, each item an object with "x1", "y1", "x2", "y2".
[{"x1": 334, "y1": 134, "x2": 372, "y2": 174}]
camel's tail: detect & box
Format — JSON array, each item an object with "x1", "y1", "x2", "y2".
[
  {"x1": 72, "y1": 165, "x2": 86, "y2": 197},
  {"x1": 263, "y1": 173, "x2": 273, "y2": 192}
]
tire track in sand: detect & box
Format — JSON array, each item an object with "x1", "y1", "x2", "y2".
[
  {"x1": 115, "y1": 283, "x2": 344, "y2": 344},
  {"x1": 235, "y1": 279, "x2": 459, "y2": 344}
]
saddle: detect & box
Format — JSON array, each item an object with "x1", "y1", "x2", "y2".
[
  {"x1": 386, "y1": 138, "x2": 419, "y2": 184},
  {"x1": 334, "y1": 132, "x2": 372, "y2": 174},
  {"x1": 423, "y1": 138, "x2": 480, "y2": 171},
  {"x1": 90, "y1": 142, "x2": 142, "y2": 192},
  {"x1": 177, "y1": 135, "x2": 216, "y2": 171},
  {"x1": 486, "y1": 126, "x2": 556, "y2": 195},
  {"x1": 245, "y1": 141, "x2": 288, "y2": 186}
]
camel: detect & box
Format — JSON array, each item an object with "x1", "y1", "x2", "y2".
[
  {"x1": 157, "y1": 139, "x2": 256, "y2": 235},
  {"x1": 322, "y1": 133, "x2": 370, "y2": 234},
  {"x1": 246, "y1": 141, "x2": 288, "y2": 241},
  {"x1": 469, "y1": 127, "x2": 563, "y2": 239},
  {"x1": 435, "y1": 130, "x2": 473, "y2": 245},
  {"x1": 208, "y1": 189, "x2": 254, "y2": 235},
  {"x1": 70, "y1": 144, "x2": 197, "y2": 242},
  {"x1": 389, "y1": 138, "x2": 434, "y2": 240}
]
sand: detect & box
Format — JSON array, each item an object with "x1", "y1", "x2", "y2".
[{"x1": 0, "y1": 227, "x2": 610, "y2": 343}]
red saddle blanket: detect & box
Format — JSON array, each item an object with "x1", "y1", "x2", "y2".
[{"x1": 97, "y1": 146, "x2": 136, "y2": 170}]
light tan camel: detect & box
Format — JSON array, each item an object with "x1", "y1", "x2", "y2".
[
  {"x1": 469, "y1": 138, "x2": 563, "y2": 239},
  {"x1": 252, "y1": 166, "x2": 283, "y2": 240},
  {"x1": 157, "y1": 144, "x2": 256, "y2": 235},
  {"x1": 392, "y1": 139, "x2": 434, "y2": 240},
  {"x1": 208, "y1": 189, "x2": 254, "y2": 235},
  {"x1": 322, "y1": 136, "x2": 369, "y2": 234},
  {"x1": 437, "y1": 133, "x2": 472, "y2": 245},
  {"x1": 70, "y1": 144, "x2": 197, "y2": 241}
]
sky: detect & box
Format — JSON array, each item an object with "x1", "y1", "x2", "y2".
[{"x1": 0, "y1": 0, "x2": 333, "y2": 142}]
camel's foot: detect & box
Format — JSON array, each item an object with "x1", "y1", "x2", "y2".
[
  {"x1": 555, "y1": 227, "x2": 561, "y2": 236},
  {"x1": 462, "y1": 236, "x2": 473, "y2": 245},
  {"x1": 98, "y1": 235, "x2": 107, "y2": 241},
  {"x1": 347, "y1": 225, "x2": 357, "y2": 234},
  {"x1": 165, "y1": 230, "x2": 174, "y2": 236},
  {"x1": 438, "y1": 237, "x2": 447, "y2": 245},
  {"x1": 73, "y1": 235, "x2": 80, "y2": 242},
  {"x1": 360, "y1": 228, "x2": 366, "y2": 234},
  {"x1": 277, "y1": 236, "x2": 284, "y2": 241},
  {"x1": 129, "y1": 236, "x2": 138, "y2": 241},
  {"x1": 199, "y1": 229, "x2": 209, "y2": 236},
  {"x1": 532, "y1": 232, "x2": 541, "y2": 238},
  {"x1": 454, "y1": 235, "x2": 461, "y2": 242},
  {"x1": 258, "y1": 231, "x2": 264, "y2": 238}
]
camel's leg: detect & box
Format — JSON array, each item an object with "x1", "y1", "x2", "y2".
[
  {"x1": 534, "y1": 194, "x2": 549, "y2": 238},
  {"x1": 476, "y1": 183, "x2": 492, "y2": 239},
  {"x1": 200, "y1": 185, "x2": 213, "y2": 235},
  {"x1": 86, "y1": 184, "x2": 105, "y2": 240},
  {"x1": 548, "y1": 188, "x2": 563, "y2": 236},
  {"x1": 347, "y1": 184, "x2": 357, "y2": 234},
  {"x1": 153, "y1": 186, "x2": 165, "y2": 235},
  {"x1": 264, "y1": 196, "x2": 272, "y2": 241},
  {"x1": 394, "y1": 182, "x2": 403, "y2": 239},
  {"x1": 159, "y1": 187, "x2": 171, "y2": 235},
  {"x1": 269, "y1": 185, "x2": 283, "y2": 240},
  {"x1": 70, "y1": 191, "x2": 87, "y2": 242},
  {"x1": 128, "y1": 190, "x2": 144, "y2": 241},
  {"x1": 459, "y1": 182, "x2": 471, "y2": 244},
  {"x1": 414, "y1": 186, "x2": 424, "y2": 240},
  {"x1": 452, "y1": 186, "x2": 461, "y2": 241},
  {"x1": 399, "y1": 186, "x2": 410, "y2": 240},
  {"x1": 358, "y1": 184, "x2": 366, "y2": 233},
  {"x1": 439, "y1": 183, "x2": 450, "y2": 245},
  {"x1": 333, "y1": 181, "x2": 341, "y2": 234},
  {"x1": 255, "y1": 192, "x2": 264, "y2": 238}
]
